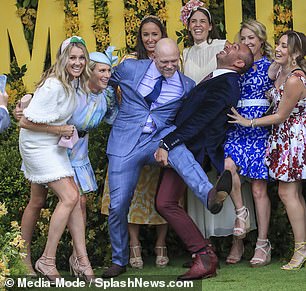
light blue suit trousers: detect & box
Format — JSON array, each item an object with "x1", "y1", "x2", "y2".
[{"x1": 107, "y1": 132, "x2": 213, "y2": 266}]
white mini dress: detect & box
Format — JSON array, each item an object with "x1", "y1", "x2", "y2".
[{"x1": 19, "y1": 77, "x2": 77, "y2": 184}]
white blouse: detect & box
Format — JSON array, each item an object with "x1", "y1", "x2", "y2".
[{"x1": 182, "y1": 39, "x2": 226, "y2": 84}]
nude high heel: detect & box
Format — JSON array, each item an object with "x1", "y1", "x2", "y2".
[
  {"x1": 281, "y1": 242, "x2": 306, "y2": 270},
  {"x1": 35, "y1": 256, "x2": 61, "y2": 284}
]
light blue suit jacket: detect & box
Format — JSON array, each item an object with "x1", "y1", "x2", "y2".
[
  {"x1": 107, "y1": 59, "x2": 195, "y2": 157},
  {"x1": 0, "y1": 107, "x2": 10, "y2": 133}
]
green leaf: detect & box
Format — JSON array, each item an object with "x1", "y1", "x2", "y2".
[
  {"x1": 31, "y1": 0, "x2": 38, "y2": 8},
  {"x1": 23, "y1": 0, "x2": 30, "y2": 7}
]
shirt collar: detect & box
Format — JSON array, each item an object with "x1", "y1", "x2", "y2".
[{"x1": 212, "y1": 68, "x2": 237, "y2": 78}]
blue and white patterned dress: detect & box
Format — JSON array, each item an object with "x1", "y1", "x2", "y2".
[
  {"x1": 68, "y1": 86, "x2": 118, "y2": 194},
  {"x1": 224, "y1": 56, "x2": 273, "y2": 180}
]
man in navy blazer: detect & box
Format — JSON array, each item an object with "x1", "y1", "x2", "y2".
[
  {"x1": 103, "y1": 39, "x2": 233, "y2": 278},
  {"x1": 0, "y1": 92, "x2": 10, "y2": 133},
  {"x1": 155, "y1": 42, "x2": 254, "y2": 280}
]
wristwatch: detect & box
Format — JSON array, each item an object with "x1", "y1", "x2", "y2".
[{"x1": 158, "y1": 140, "x2": 170, "y2": 151}]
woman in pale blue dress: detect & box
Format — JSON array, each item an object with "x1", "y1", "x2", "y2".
[{"x1": 17, "y1": 46, "x2": 118, "y2": 279}]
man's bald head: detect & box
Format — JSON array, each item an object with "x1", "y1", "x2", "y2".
[{"x1": 153, "y1": 38, "x2": 180, "y2": 78}]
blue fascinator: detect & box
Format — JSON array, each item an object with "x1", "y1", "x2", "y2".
[{"x1": 89, "y1": 46, "x2": 118, "y2": 67}]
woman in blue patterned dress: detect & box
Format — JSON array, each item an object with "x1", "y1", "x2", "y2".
[
  {"x1": 16, "y1": 46, "x2": 118, "y2": 279},
  {"x1": 224, "y1": 20, "x2": 274, "y2": 266},
  {"x1": 229, "y1": 30, "x2": 306, "y2": 271}
]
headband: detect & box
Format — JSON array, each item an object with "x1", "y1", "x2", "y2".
[
  {"x1": 141, "y1": 15, "x2": 162, "y2": 23},
  {"x1": 292, "y1": 31, "x2": 303, "y2": 50},
  {"x1": 60, "y1": 36, "x2": 86, "y2": 54},
  {"x1": 180, "y1": 0, "x2": 211, "y2": 26},
  {"x1": 89, "y1": 46, "x2": 118, "y2": 67}
]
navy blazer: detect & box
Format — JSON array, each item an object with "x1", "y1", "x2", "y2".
[
  {"x1": 0, "y1": 107, "x2": 10, "y2": 133},
  {"x1": 107, "y1": 59, "x2": 195, "y2": 157},
  {"x1": 163, "y1": 72, "x2": 241, "y2": 173}
]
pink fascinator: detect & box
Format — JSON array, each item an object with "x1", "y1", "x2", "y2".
[{"x1": 180, "y1": 0, "x2": 211, "y2": 26}]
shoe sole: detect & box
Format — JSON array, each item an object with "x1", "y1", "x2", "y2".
[{"x1": 209, "y1": 191, "x2": 228, "y2": 214}]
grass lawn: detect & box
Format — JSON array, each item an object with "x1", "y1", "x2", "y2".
[{"x1": 9, "y1": 256, "x2": 306, "y2": 291}]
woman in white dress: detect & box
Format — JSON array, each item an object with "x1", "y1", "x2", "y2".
[
  {"x1": 19, "y1": 36, "x2": 95, "y2": 282},
  {"x1": 180, "y1": 0, "x2": 256, "y2": 253}
]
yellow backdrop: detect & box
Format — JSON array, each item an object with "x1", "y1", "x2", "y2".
[{"x1": 0, "y1": 0, "x2": 305, "y2": 91}]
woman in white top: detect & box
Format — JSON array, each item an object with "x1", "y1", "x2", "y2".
[
  {"x1": 180, "y1": 0, "x2": 256, "y2": 245},
  {"x1": 19, "y1": 36, "x2": 95, "y2": 282}
]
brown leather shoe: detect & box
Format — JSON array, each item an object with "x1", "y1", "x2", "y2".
[
  {"x1": 207, "y1": 170, "x2": 232, "y2": 214},
  {"x1": 101, "y1": 263, "x2": 126, "y2": 278},
  {"x1": 177, "y1": 246, "x2": 218, "y2": 280}
]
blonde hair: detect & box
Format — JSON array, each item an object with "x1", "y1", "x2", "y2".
[
  {"x1": 36, "y1": 42, "x2": 91, "y2": 95},
  {"x1": 238, "y1": 19, "x2": 273, "y2": 60}
]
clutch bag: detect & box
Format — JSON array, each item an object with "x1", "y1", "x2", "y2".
[{"x1": 58, "y1": 129, "x2": 79, "y2": 149}]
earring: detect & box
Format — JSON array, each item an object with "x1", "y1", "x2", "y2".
[{"x1": 292, "y1": 58, "x2": 297, "y2": 66}]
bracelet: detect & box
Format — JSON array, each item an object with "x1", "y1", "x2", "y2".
[{"x1": 251, "y1": 119, "x2": 257, "y2": 128}]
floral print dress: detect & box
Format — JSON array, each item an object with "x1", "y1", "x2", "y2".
[{"x1": 265, "y1": 70, "x2": 306, "y2": 182}]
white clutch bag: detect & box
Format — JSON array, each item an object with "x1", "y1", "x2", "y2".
[
  {"x1": 20, "y1": 94, "x2": 32, "y2": 109},
  {"x1": 58, "y1": 129, "x2": 79, "y2": 149}
]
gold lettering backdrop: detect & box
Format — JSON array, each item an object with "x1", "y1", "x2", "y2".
[{"x1": 0, "y1": 0, "x2": 305, "y2": 91}]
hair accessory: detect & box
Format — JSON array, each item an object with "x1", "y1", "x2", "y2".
[
  {"x1": 60, "y1": 36, "x2": 86, "y2": 54},
  {"x1": 180, "y1": 0, "x2": 211, "y2": 26},
  {"x1": 292, "y1": 31, "x2": 303, "y2": 50},
  {"x1": 89, "y1": 46, "x2": 118, "y2": 67},
  {"x1": 141, "y1": 15, "x2": 161, "y2": 23}
]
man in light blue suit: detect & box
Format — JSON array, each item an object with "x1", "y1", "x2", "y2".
[
  {"x1": 102, "y1": 38, "x2": 232, "y2": 278},
  {"x1": 0, "y1": 92, "x2": 10, "y2": 133}
]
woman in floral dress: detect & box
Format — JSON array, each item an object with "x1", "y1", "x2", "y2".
[{"x1": 229, "y1": 30, "x2": 306, "y2": 270}]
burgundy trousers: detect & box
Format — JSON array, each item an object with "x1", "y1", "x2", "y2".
[{"x1": 156, "y1": 168, "x2": 210, "y2": 254}]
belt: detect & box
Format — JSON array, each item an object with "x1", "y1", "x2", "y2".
[
  {"x1": 237, "y1": 99, "x2": 270, "y2": 108},
  {"x1": 77, "y1": 130, "x2": 88, "y2": 138}
]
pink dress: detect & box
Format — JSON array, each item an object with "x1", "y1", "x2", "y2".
[{"x1": 265, "y1": 70, "x2": 306, "y2": 182}]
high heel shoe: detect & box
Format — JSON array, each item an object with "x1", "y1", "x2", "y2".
[
  {"x1": 281, "y1": 242, "x2": 306, "y2": 270},
  {"x1": 233, "y1": 206, "x2": 250, "y2": 239},
  {"x1": 35, "y1": 256, "x2": 61, "y2": 284},
  {"x1": 226, "y1": 238, "x2": 244, "y2": 264},
  {"x1": 250, "y1": 238, "x2": 271, "y2": 267},
  {"x1": 129, "y1": 245, "x2": 143, "y2": 269},
  {"x1": 69, "y1": 254, "x2": 96, "y2": 282},
  {"x1": 155, "y1": 246, "x2": 169, "y2": 268}
]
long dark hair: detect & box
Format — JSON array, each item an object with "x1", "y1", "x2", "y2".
[
  {"x1": 187, "y1": 8, "x2": 219, "y2": 46},
  {"x1": 135, "y1": 16, "x2": 168, "y2": 60}
]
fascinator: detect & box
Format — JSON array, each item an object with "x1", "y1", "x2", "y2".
[
  {"x1": 180, "y1": 0, "x2": 211, "y2": 26},
  {"x1": 60, "y1": 36, "x2": 86, "y2": 54},
  {"x1": 89, "y1": 46, "x2": 118, "y2": 67}
]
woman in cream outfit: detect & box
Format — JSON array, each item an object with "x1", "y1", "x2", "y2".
[{"x1": 19, "y1": 36, "x2": 95, "y2": 282}]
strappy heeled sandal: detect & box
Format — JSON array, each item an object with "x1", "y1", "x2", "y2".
[
  {"x1": 35, "y1": 255, "x2": 61, "y2": 284},
  {"x1": 226, "y1": 238, "x2": 244, "y2": 264},
  {"x1": 250, "y1": 239, "x2": 271, "y2": 267},
  {"x1": 129, "y1": 245, "x2": 143, "y2": 269},
  {"x1": 281, "y1": 242, "x2": 306, "y2": 270},
  {"x1": 69, "y1": 254, "x2": 96, "y2": 282},
  {"x1": 155, "y1": 246, "x2": 169, "y2": 268},
  {"x1": 233, "y1": 206, "x2": 250, "y2": 239}
]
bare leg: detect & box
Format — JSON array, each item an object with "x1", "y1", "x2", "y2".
[
  {"x1": 21, "y1": 183, "x2": 48, "y2": 274},
  {"x1": 72, "y1": 194, "x2": 87, "y2": 257},
  {"x1": 128, "y1": 223, "x2": 143, "y2": 268},
  {"x1": 66, "y1": 182, "x2": 94, "y2": 277},
  {"x1": 226, "y1": 237, "x2": 244, "y2": 264},
  {"x1": 224, "y1": 158, "x2": 249, "y2": 238},
  {"x1": 36, "y1": 177, "x2": 79, "y2": 278},
  {"x1": 279, "y1": 181, "x2": 306, "y2": 269},
  {"x1": 128, "y1": 223, "x2": 141, "y2": 247},
  {"x1": 155, "y1": 224, "x2": 168, "y2": 247},
  {"x1": 250, "y1": 180, "x2": 271, "y2": 265}
]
